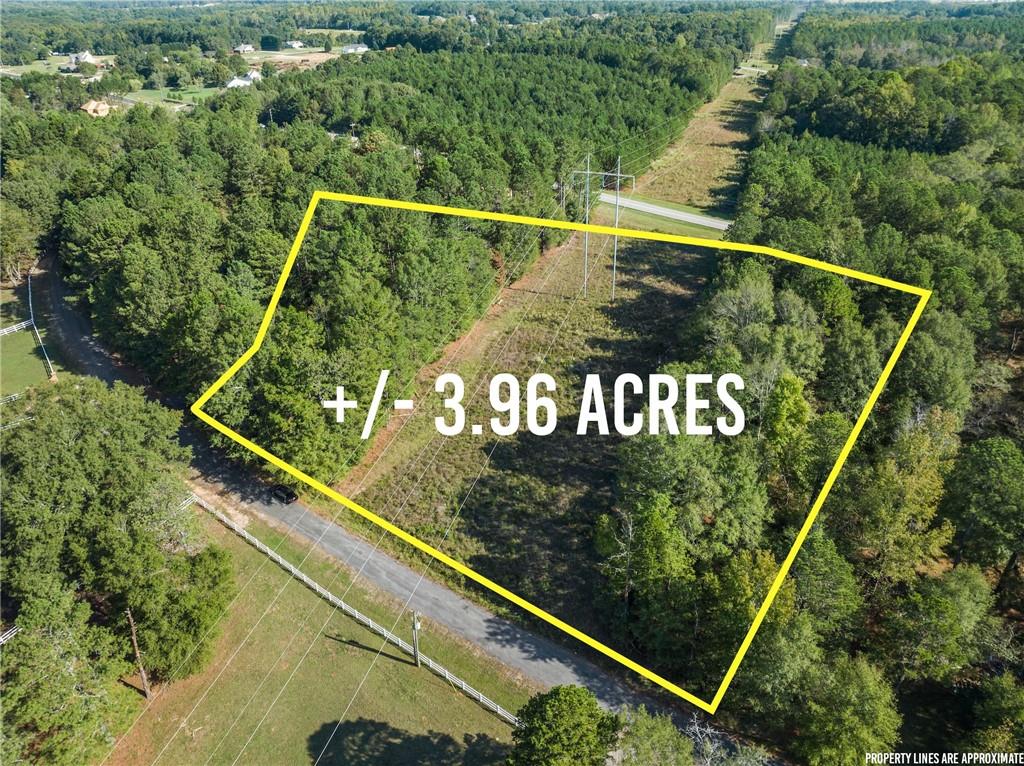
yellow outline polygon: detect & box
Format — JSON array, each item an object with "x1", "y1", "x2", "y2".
[{"x1": 191, "y1": 191, "x2": 930, "y2": 715}]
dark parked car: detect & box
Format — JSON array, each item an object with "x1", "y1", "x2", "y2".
[{"x1": 270, "y1": 484, "x2": 299, "y2": 504}]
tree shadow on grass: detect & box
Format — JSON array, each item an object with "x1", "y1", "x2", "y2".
[{"x1": 308, "y1": 718, "x2": 507, "y2": 765}]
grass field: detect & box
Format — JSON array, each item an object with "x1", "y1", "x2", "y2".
[
  {"x1": 126, "y1": 86, "x2": 221, "y2": 107},
  {"x1": 0, "y1": 53, "x2": 115, "y2": 78},
  {"x1": 0, "y1": 329, "x2": 48, "y2": 398},
  {"x1": 633, "y1": 75, "x2": 764, "y2": 216},
  {"x1": 0, "y1": 286, "x2": 60, "y2": 398},
  {"x1": 110, "y1": 513, "x2": 534, "y2": 766},
  {"x1": 241, "y1": 47, "x2": 338, "y2": 70}
]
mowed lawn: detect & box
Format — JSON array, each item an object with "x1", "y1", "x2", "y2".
[
  {"x1": 126, "y1": 86, "x2": 222, "y2": 107},
  {"x1": 110, "y1": 515, "x2": 533, "y2": 766},
  {"x1": 1, "y1": 287, "x2": 59, "y2": 398},
  {"x1": 0, "y1": 329, "x2": 48, "y2": 397}
]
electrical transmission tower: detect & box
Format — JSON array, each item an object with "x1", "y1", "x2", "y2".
[{"x1": 570, "y1": 154, "x2": 634, "y2": 300}]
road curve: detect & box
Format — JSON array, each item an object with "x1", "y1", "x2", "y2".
[{"x1": 599, "y1": 192, "x2": 733, "y2": 231}]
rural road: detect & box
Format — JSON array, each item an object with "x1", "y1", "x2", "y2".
[
  {"x1": 33, "y1": 259, "x2": 665, "y2": 712},
  {"x1": 243, "y1": 492, "x2": 643, "y2": 710},
  {"x1": 599, "y1": 192, "x2": 733, "y2": 231},
  {"x1": 38, "y1": 248, "x2": 763, "y2": 761}
]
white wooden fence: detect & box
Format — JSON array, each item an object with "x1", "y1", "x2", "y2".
[{"x1": 188, "y1": 494, "x2": 522, "y2": 728}]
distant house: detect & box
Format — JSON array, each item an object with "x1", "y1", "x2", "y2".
[
  {"x1": 233, "y1": 44, "x2": 255, "y2": 54},
  {"x1": 284, "y1": 40, "x2": 304, "y2": 49},
  {"x1": 468, "y1": 14, "x2": 478, "y2": 25},
  {"x1": 341, "y1": 44, "x2": 369, "y2": 55},
  {"x1": 225, "y1": 69, "x2": 262, "y2": 88},
  {"x1": 69, "y1": 51, "x2": 96, "y2": 66},
  {"x1": 80, "y1": 99, "x2": 111, "y2": 117}
]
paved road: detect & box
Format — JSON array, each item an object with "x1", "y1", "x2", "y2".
[
  {"x1": 599, "y1": 192, "x2": 733, "y2": 231},
  {"x1": 39, "y1": 240, "x2": 769, "y2": 761},
  {"x1": 251, "y1": 496, "x2": 643, "y2": 709},
  {"x1": 34, "y1": 257, "x2": 655, "y2": 712}
]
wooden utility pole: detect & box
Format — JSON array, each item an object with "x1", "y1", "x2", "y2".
[
  {"x1": 412, "y1": 612, "x2": 422, "y2": 668},
  {"x1": 125, "y1": 608, "x2": 151, "y2": 699}
]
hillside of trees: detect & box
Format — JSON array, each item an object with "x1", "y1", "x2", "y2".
[
  {"x1": 593, "y1": 9, "x2": 1024, "y2": 762},
  {"x1": 1, "y1": 4, "x2": 778, "y2": 480},
  {"x1": 0, "y1": 381, "x2": 234, "y2": 763}
]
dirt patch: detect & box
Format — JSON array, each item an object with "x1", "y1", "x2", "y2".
[{"x1": 257, "y1": 51, "x2": 338, "y2": 71}]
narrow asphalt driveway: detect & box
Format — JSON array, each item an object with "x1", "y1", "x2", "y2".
[{"x1": 599, "y1": 192, "x2": 733, "y2": 231}]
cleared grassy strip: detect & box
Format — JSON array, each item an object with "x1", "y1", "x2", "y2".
[
  {"x1": 110, "y1": 514, "x2": 533, "y2": 766},
  {"x1": 634, "y1": 76, "x2": 763, "y2": 216}
]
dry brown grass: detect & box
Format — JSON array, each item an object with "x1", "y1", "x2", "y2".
[{"x1": 634, "y1": 76, "x2": 764, "y2": 216}]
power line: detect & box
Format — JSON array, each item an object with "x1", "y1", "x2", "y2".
[
  {"x1": 136, "y1": 100, "x2": 703, "y2": 763},
  {"x1": 225, "y1": 203, "x2": 617, "y2": 766}
]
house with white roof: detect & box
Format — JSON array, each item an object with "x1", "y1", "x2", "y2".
[
  {"x1": 225, "y1": 69, "x2": 263, "y2": 88},
  {"x1": 69, "y1": 51, "x2": 96, "y2": 66}
]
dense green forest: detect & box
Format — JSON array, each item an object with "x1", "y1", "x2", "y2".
[
  {"x1": 0, "y1": 4, "x2": 783, "y2": 762},
  {"x1": 0, "y1": 381, "x2": 234, "y2": 763},
  {"x1": 3, "y1": 2, "x2": 1022, "y2": 764},
  {"x1": 592, "y1": 7, "x2": 1024, "y2": 763},
  {"x1": 789, "y1": 3, "x2": 1024, "y2": 67},
  {"x1": 1, "y1": 3, "x2": 777, "y2": 480}
]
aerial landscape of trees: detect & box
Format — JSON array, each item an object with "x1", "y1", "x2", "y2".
[
  {"x1": 1, "y1": 2, "x2": 777, "y2": 480},
  {"x1": 589, "y1": 3, "x2": 1023, "y2": 760},
  {"x1": 0, "y1": 380, "x2": 233, "y2": 763},
  {"x1": 1, "y1": 1, "x2": 1022, "y2": 763}
]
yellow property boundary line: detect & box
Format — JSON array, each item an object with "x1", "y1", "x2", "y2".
[{"x1": 192, "y1": 191, "x2": 931, "y2": 715}]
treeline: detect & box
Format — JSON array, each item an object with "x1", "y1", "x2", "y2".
[
  {"x1": 0, "y1": 7, "x2": 776, "y2": 482},
  {"x1": 790, "y1": 3, "x2": 1024, "y2": 67},
  {"x1": 762, "y1": 52, "x2": 1024, "y2": 153},
  {"x1": 0, "y1": 381, "x2": 235, "y2": 763},
  {"x1": 0, "y1": 0, "x2": 775, "y2": 63},
  {"x1": 595, "y1": 13, "x2": 1024, "y2": 762}
]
